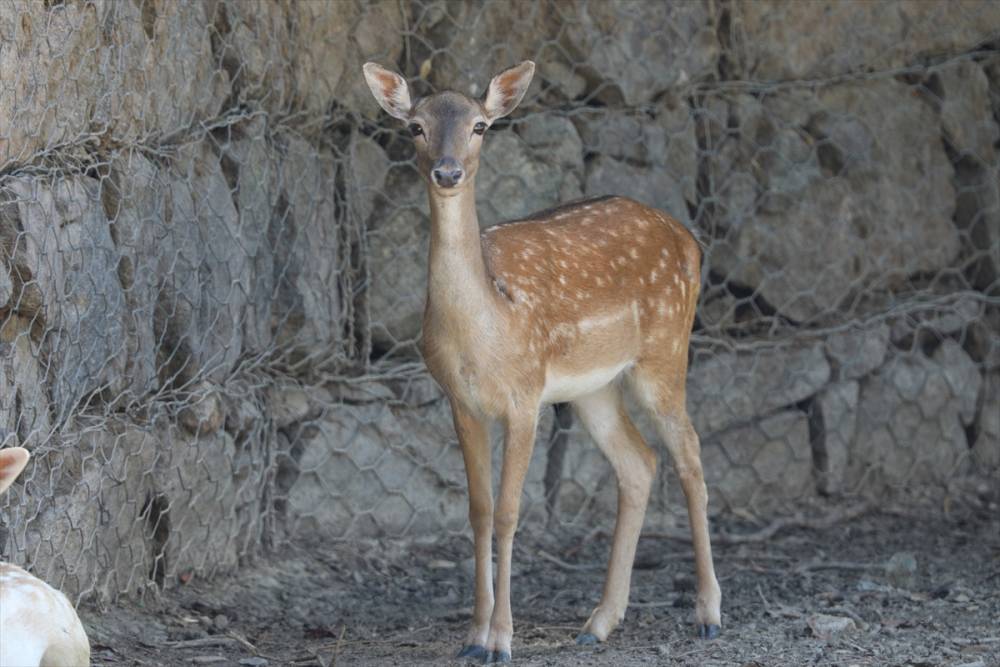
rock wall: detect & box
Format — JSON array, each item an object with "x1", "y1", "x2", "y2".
[{"x1": 0, "y1": 0, "x2": 997, "y2": 602}]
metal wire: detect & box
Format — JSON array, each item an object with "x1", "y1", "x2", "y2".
[{"x1": 0, "y1": 0, "x2": 997, "y2": 605}]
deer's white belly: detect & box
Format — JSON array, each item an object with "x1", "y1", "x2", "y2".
[{"x1": 540, "y1": 360, "x2": 631, "y2": 404}]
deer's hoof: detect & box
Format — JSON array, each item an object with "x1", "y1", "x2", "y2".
[
  {"x1": 457, "y1": 645, "x2": 487, "y2": 660},
  {"x1": 697, "y1": 624, "x2": 721, "y2": 640},
  {"x1": 485, "y1": 650, "x2": 511, "y2": 663},
  {"x1": 575, "y1": 633, "x2": 599, "y2": 645}
]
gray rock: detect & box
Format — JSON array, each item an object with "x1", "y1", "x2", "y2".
[
  {"x1": 0, "y1": 2, "x2": 102, "y2": 166},
  {"x1": 281, "y1": 2, "x2": 351, "y2": 116},
  {"x1": 216, "y1": 118, "x2": 282, "y2": 354},
  {"x1": 853, "y1": 348, "x2": 979, "y2": 489},
  {"x1": 575, "y1": 111, "x2": 660, "y2": 165},
  {"x1": 336, "y1": 1, "x2": 407, "y2": 117},
  {"x1": 538, "y1": 61, "x2": 587, "y2": 101},
  {"x1": 9, "y1": 424, "x2": 158, "y2": 602},
  {"x1": 702, "y1": 410, "x2": 814, "y2": 512},
  {"x1": 0, "y1": 263, "x2": 10, "y2": 310},
  {"x1": 952, "y1": 147, "x2": 1000, "y2": 292},
  {"x1": 574, "y1": 103, "x2": 698, "y2": 202},
  {"x1": 973, "y1": 372, "x2": 1000, "y2": 472},
  {"x1": 153, "y1": 424, "x2": 243, "y2": 578},
  {"x1": 412, "y1": 0, "x2": 550, "y2": 99},
  {"x1": 688, "y1": 342, "x2": 831, "y2": 436},
  {"x1": 515, "y1": 115, "x2": 585, "y2": 174},
  {"x1": 931, "y1": 339, "x2": 982, "y2": 426},
  {"x1": 734, "y1": 1, "x2": 1000, "y2": 80},
  {"x1": 709, "y1": 93, "x2": 823, "y2": 223},
  {"x1": 217, "y1": 0, "x2": 293, "y2": 114},
  {"x1": 889, "y1": 294, "x2": 983, "y2": 345},
  {"x1": 109, "y1": 1, "x2": 230, "y2": 139},
  {"x1": 815, "y1": 381, "x2": 859, "y2": 496},
  {"x1": 179, "y1": 381, "x2": 226, "y2": 436},
  {"x1": 269, "y1": 385, "x2": 313, "y2": 429},
  {"x1": 710, "y1": 81, "x2": 959, "y2": 321},
  {"x1": 366, "y1": 171, "x2": 428, "y2": 352},
  {"x1": 970, "y1": 310, "x2": 1000, "y2": 371},
  {"x1": 287, "y1": 401, "x2": 470, "y2": 538},
  {"x1": 238, "y1": 658, "x2": 269, "y2": 667},
  {"x1": 478, "y1": 130, "x2": 584, "y2": 227},
  {"x1": 160, "y1": 142, "x2": 246, "y2": 383},
  {"x1": 221, "y1": 378, "x2": 265, "y2": 439},
  {"x1": 936, "y1": 60, "x2": 998, "y2": 165},
  {"x1": 106, "y1": 151, "x2": 165, "y2": 400},
  {"x1": 273, "y1": 138, "x2": 341, "y2": 352},
  {"x1": 585, "y1": 156, "x2": 690, "y2": 227},
  {"x1": 346, "y1": 133, "x2": 392, "y2": 224},
  {"x1": 325, "y1": 380, "x2": 397, "y2": 405},
  {"x1": 0, "y1": 314, "x2": 50, "y2": 446},
  {"x1": 807, "y1": 613, "x2": 856, "y2": 639},
  {"x1": 3, "y1": 176, "x2": 128, "y2": 422},
  {"x1": 885, "y1": 551, "x2": 918, "y2": 589},
  {"x1": 824, "y1": 323, "x2": 890, "y2": 381},
  {"x1": 563, "y1": 0, "x2": 718, "y2": 105}
]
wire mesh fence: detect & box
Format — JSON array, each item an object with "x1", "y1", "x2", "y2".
[{"x1": 0, "y1": 0, "x2": 997, "y2": 607}]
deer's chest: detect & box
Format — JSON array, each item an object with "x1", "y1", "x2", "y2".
[{"x1": 421, "y1": 324, "x2": 530, "y2": 417}]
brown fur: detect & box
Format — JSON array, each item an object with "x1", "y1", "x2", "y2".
[{"x1": 364, "y1": 60, "x2": 721, "y2": 659}]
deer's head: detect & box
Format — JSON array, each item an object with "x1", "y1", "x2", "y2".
[{"x1": 363, "y1": 61, "x2": 535, "y2": 195}]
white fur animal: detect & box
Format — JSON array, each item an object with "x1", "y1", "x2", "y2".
[{"x1": 0, "y1": 448, "x2": 90, "y2": 667}]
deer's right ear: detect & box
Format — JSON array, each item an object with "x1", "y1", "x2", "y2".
[
  {"x1": 0, "y1": 447, "x2": 29, "y2": 494},
  {"x1": 363, "y1": 62, "x2": 412, "y2": 120}
]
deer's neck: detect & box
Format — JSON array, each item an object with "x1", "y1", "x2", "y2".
[{"x1": 425, "y1": 181, "x2": 496, "y2": 324}]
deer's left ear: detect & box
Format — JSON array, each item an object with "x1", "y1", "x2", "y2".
[
  {"x1": 483, "y1": 61, "x2": 535, "y2": 121},
  {"x1": 0, "y1": 447, "x2": 29, "y2": 495},
  {"x1": 363, "y1": 62, "x2": 412, "y2": 120}
]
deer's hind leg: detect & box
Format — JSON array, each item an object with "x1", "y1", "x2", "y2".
[
  {"x1": 630, "y1": 361, "x2": 722, "y2": 638},
  {"x1": 572, "y1": 382, "x2": 657, "y2": 644}
]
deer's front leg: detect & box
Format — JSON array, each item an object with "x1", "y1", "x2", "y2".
[
  {"x1": 452, "y1": 402, "x2": 495, "y2": 660},
  {"x1": 485, "y1": 413, "x2": 538, "y2": 664}
]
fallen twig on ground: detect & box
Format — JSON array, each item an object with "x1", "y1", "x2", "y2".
[
  {"x1": 537, "y1": 549, "x2": 601, "y2": 571},
  {"x1": 642, "y1": 502, "x2": 872, "y2": 544},
  {"x1": 165, "y1": 637, "x2": 244, "y2": 649}
]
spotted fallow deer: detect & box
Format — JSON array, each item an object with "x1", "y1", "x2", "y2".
[
  {"x1": 0, "y1": 447, "x2": 90, "y2": 667},
  {"x1": 363, "y1": 61, "x2": 721, "y2": 663}
]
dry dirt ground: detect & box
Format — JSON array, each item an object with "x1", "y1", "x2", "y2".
[{"x1": 83, "y1": 505, "x2": 1000, "y2": 667}]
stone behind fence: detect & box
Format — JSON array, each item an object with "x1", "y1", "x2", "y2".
[{"x1": 0, "y1": 0, "x2": 997, "y2": 604}]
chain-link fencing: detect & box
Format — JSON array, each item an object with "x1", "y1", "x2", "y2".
[{"x1": 0, "y1": 0, "x2": 997, "y2": 606}]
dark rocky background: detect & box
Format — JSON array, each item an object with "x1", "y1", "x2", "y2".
[{"x1": 0, "y1": 0, "x2": 996, "y2": 613}]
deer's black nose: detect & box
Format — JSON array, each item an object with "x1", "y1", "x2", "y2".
[{"x1": 431, "y1": 158, "x2": 464, "y2": 188}]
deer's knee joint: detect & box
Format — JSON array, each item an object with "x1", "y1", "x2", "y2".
[
  {"x1": 469, "y1": 509, "x2": 492, "y2": 534},
  {"x1": 493, "y1": 509, "x2": 518, "y2": 537},
  {"x1": 675, "y1": 464, "x2": 705, "y2": 489}
]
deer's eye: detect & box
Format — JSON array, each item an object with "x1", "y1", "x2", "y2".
[
  {"x1": 473, "y1": 122, "x2": 487, "y2": 136},
  {"x1": 408, "y1": 123, "x2": 424, "y2": 137}
]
